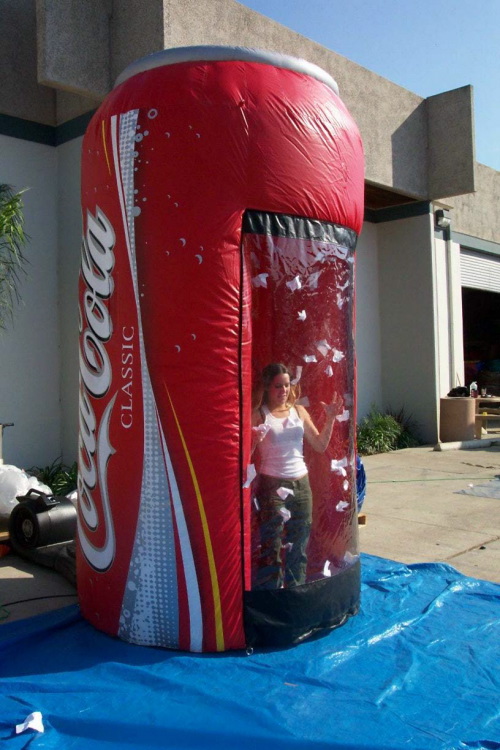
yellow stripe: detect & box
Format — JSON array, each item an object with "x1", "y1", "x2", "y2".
[
  {"x1": 164, "y1": 384, "x2": 225, "y2": 651},
  {"x1": 101, "y1": 120, "x2": 112, "y2": 175}
]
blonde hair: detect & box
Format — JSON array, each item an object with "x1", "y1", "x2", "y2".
[{"x1": 253, "y1": 362, "x2": 299, "y2": 410}]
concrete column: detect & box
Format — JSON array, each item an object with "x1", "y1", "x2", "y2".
[
  {"x1": 355, "y1": 224, "x2": 382, "y2": 419},
  {"x1": 433, "y1": 234, "x2": 465, "y2": 397},
  {"x1": 377, "y1": 212, "x2": 439, "y2": 443}
]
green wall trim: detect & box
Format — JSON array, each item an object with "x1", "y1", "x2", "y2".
[
  {"x1": 0, "y1": 113, "x2": 56, "y2": 146},
  {"x1": 364, "y1": 201, "x2": 431, "y2": 224},
  {"x1": 0, "y1": 110, "x2": 96, "y2": 147},
  {"x1": 451, "y1": 230, "x2": 500, "y2": 258},
  {"x1": 56, "y1": 111, "x2": 96, "y2": 144}
]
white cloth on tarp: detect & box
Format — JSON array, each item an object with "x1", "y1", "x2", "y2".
[{"x1": 0, "y1": 465, "x2": 52, "y2": 519}]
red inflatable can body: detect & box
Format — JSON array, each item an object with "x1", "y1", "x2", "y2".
[{"x1": 78, "y1": 47, "x2": 364, "y2": 651}]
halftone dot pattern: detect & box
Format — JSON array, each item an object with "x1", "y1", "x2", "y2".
[{"x1": 116, "y1": 109, "x2": 179, "y2": 648}]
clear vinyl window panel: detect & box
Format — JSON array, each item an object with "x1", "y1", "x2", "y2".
[{"x1": 241, "y1": 211, "x2": 359, "y2": 592}]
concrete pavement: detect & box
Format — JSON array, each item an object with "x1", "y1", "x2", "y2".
[
  {"x1": 1, "y1": 442, "x2": 499, "y2": 625},
  {"x1": 0, "y1": 552, "x2": 77, "y2": 623},
  {"x1": 360, "y1": 443, "x2": 500, "y2": 583}
]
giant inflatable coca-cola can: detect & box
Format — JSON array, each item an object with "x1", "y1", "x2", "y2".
[{"x1": 78, "y1": 46, "x2": 364, "y2": 652}]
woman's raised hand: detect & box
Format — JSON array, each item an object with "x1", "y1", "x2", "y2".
[{"x1": 320, "y1": 391, "x2": 343, "y2": 420}]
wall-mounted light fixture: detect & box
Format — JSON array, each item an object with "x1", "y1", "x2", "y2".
[{"x1": 435, "y1": 208, "x2": 451, "y2": 229}]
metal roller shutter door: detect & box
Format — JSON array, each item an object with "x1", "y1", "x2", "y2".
[{"x1": 460, "y1": 249, "x2": 500, "y2": 293}]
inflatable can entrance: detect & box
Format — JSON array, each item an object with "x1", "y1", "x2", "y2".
[{"x1": 78, "y1": 46, "x2": 364, "y2": 651}]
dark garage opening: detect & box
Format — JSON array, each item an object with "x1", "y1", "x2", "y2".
[{"x1": 462, "y1": 286, "x2": 500, "y2": 395}]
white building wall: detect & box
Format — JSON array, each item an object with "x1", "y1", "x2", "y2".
[
  {"x1": 354, "y1": 223, "x2": 382, "y2": 420},
  {"x1": 57, "y1": 137, "x2": 83, "y2": 464},
  {"x1": 0, "y1": 130, "x2": 390, "y2": 465},
  {"x1": 0, "y1": 129, "x2": 444, "y2": 463},
  {"x1": 0, "y1": 130, "x2": 444, "y2": 464},
  {"x1": 0, "y1": 134, "x2": 61, "y2": 467}
]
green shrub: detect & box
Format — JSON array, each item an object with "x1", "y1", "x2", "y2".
[
  {"x1": 357, "y1": 406, "x2": 420, "y2": 455},
  {"x1": 387, "y1": 406, "x2": 421, "y2": 450},
  {"x1": 29, "y1": 458, "x2": 78, "y2": 496}
]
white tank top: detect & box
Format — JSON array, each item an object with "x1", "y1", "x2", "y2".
[{"x1": 258, "y1": 405, "x2": 308, "y2": 479}]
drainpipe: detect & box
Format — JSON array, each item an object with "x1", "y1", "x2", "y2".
[{"x1": 435, "y1": 209, "x2": 456, "y2": 389}]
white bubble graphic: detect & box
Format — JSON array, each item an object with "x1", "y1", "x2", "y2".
[
  {"x1": 134, "y1": 133, "x2": 143, "y2": 142},
  {"x1": 132, "y1": 206, "x2": 141, "y2": 217},
  {"x1": 148, "y1": 109, "x2": 158, "y2": 119}
]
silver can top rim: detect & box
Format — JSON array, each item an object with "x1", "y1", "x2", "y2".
[{"x1": 115, "y1": 45, "x2": 339, "y2": 97}]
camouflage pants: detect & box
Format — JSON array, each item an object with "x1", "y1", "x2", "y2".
[{"x1": 253, "y1": 473, "x2": 312, "y2": 590}]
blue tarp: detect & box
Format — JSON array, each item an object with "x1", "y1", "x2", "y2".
[{"x1": 1, "y1": 554, "x2": 499, "y2": 750}]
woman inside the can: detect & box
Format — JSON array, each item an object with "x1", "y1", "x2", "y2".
[{"x1": 251, "y1": 362, "x2": 342, "y2": 590}]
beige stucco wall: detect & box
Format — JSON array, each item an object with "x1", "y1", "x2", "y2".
[
  {"x1": 25, "y1": 0, "x2": 476, "y2": 202},
  {"x1": 36, "y1": 0, "x2": 112, "y2": 98},
  {"x1": 427, "y1": 86, "x2": 476, "y2": 200},
  {"x1": 165, "y1": 0, "x2": 431, "y2": 198},
  {"x1": 0, "y1": 0, "x2": 55, "y2": 125},
  {"x1": 110, "y1": 0, "x2": 166, "y2": 84},
  {"x1": 445, "y1": 164, "x2": 500, "y2": 244}
]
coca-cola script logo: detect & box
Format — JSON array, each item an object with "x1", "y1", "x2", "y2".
[{"x1": 78, "y1": 207, "x2": 116, "y2": 571}]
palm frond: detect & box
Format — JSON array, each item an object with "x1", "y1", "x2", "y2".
[{"x1": 0, "y1": 184, "x2": 29, "y2": 329}]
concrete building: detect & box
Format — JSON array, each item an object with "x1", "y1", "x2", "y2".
[{"x1": 1, "y1": 0, "x2": 499, "y2": 466}]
